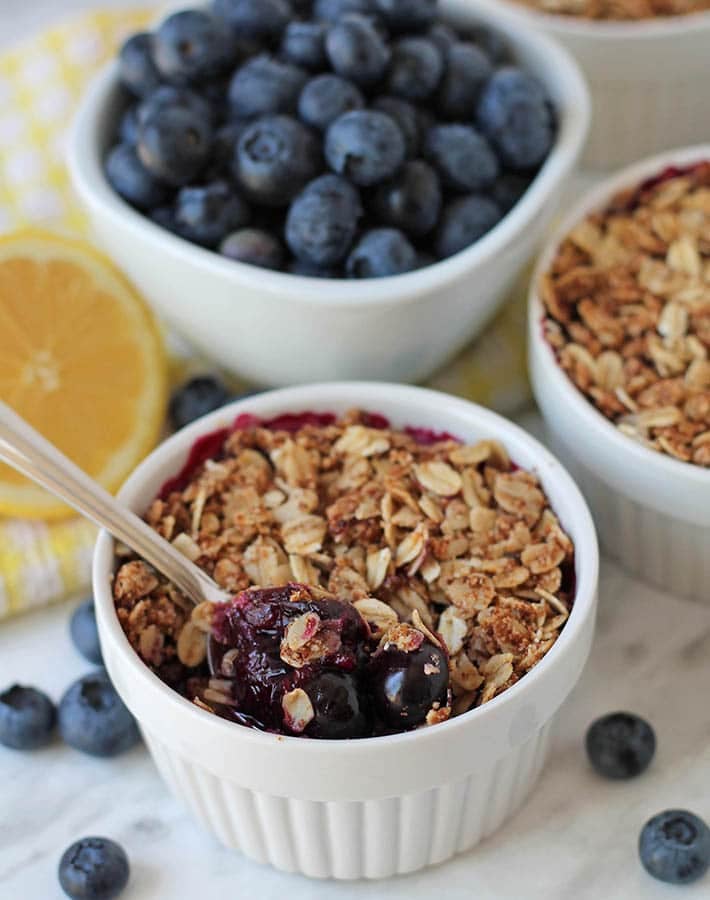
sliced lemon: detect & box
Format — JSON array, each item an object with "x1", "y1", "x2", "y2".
[{"x1": 0, "y1": 230, "x2": 167, "y2": 520}]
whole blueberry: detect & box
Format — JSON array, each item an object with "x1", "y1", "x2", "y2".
[
  {"x1": 280, "y1": 21, "x2": 328, "y2": 70},
  {"x1": 105, "y1": 143, "x2": 168, "y2": 209},
  {"x1": 436, "y1": 194, "x2": 502, "y2": 258},
  {"x1": 175, "y1": 181, "x2": 250, "y2": 248},
  {"x1": 372, "y1": 159, "x2": 441, "y2": 236},
  {"x1": 0, "y1": 685, "x2": 55, "y2": 750},
  {"x1": 346, "y1": 227, "x2": 416, "y2": 278},
  {"x1": 137, "y1": 105, "x2": 213, "y2": 186},
  {"x1": 286, "y1": 173, "x2": 362, "y2": 266},
  {"x1": 477, "y1": 67, "x2": 555, "y2": 170},
  {"x1": 368, "y1": 635, "x2": 449, "y2": 728},
  {"x1": 287, "y1": 258, "x2": 343, "y2": 278},
  {"x1": 298, "y1": 74, "x2": 364, "y2": 131},
  {"x1": 220, "y1": 228, "x2": 285, "y2": 269},
  {"x1": 58, "y1": 671, "x2": 140, "y2": 757},
  {"x1": 373, "y1": 0, "x2": 436, "y2": 30},
  {"x1": 169, "y1": 375, "x2": 233, "y2": 430},
  {"x1": 469, "y1": 24, "x2": 509, "y2": 64},
  {"x1": 585, "y1": 712, "x2": 656, "y2": 780},
  {"x1": 70, "y1": 600, "x2": 103, "y2": 666},
  {"x1": 58, "y1": 837, "x2": 129, "y2": 900},
  {"x1": 639, "y1": 811, "x2": 710, "y2": 885},
  {"x1": 302, "y1": 671, "x2": 371, "y2": 739},
  {"x1": 118, "y1": 33, "x2": 161, "y2": 99},
  {"x1": 228, "y1": 54, "x2": 307, "y2": 119},
  {"x1": 387, "y1": 37, "x2": 443, "y2": 101},
  {"x1": 427, "y1": 22, "x2": 457, "y2": 54},
  {"x1": 314, "y1": 0, "x2": 377, "y2": 22},
  {"x1": 211, "y1": 120, "x2": 250, "y2": 174},
  {"x1": 437, "y1": 42, "x2": 493, "y2": 120},
  {"x1": 137, "y1": 85, "x2": 213, "y2": 129},
  {"x1": 153, "y1": 10, "x2": 233, "y2": 85},
  {"x1": 211, "y1": 0, "x2": 291, "y2": 40},
  {"x1": 371, "y1": 95, "x2": 421, "y2": 157},
  {"x1": 325, "y1": 15, "x2": 390, "y2": 87},
  {"x1": 234, "y1": 114, "x2": 321, "y2": 206},
  {"x1": 425, "y1": 124, "x2": 498, "y2": 192},
  {"x1": 490, "y1": 172, "x2": 532, "y2": 213},
  {"x1": 118, "y1": 106, "x2": 139, "y2": 144},
  {"x1": 325, "y1": 110, "x2": 405, "y2": 186}
]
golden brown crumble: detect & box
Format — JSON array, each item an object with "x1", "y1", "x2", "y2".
[
  {"x1": 542, "y1": 164, "x2": 710, "y2": 467},
  {"x1": 515, "y1": 0, "x2": 709, "y2": 20},
  {"x1": 113, "y1": 410, "x2": 575, "y2": 716}
]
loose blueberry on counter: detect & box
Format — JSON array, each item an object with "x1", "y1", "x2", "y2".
[
  {"x1": 436, "y1": 42, "x2": 492, "y2": 121},
  {"x1": 325, "y1": 14, "x2": 391, "y2": 87},
  {"x1": 234, "y1": 114, "x2": 321, "y2": 206},
  {"x1": 368, "y1": 630, "x2": 449, "y2": 729},
  {"x1": 425, "y1": 123, "x2": 498, "y2": 192},
  {"x1": 477, "y1": 67, "x2": 554, "y2": 171},
  {"x1": 0, "y1": 685, "x2": 55, "y2": 750},
  {"x1": 174, "y1": 181, "x2": 251, "y2": 248},
  {"x1": 58, "y1": 671, "x2": 140, "y2": 757},
  {"x1": 286, "y1": 173, "x2": 362, "y2": 266},
  {"x1": 280, "y1": 21, "x2": 328, "y2": 70},
  {"x1": 212, "y1": 0, "x2": 291, "y2": 41},
  {"x1": 585, "y1": 712, "x2": 656, "y2": 780},
  {"x1": 137, "y1": 84, "x2": 214, "y2": 129},
  {"x1": 373, "y1": 0, "x2": 436, "y2": 30},
  {"x1": 436, "y1": 194, "x2": 502, "y2": 258},
  {"x1": 346, "y1": 228, "x2": 417, "y2": 278},
  {"x1": 153, "y1": 10, "x2": 232, "y2": 85},
  {"x1": 298, "y1": 74, "x2": 364, "y2": 132},
  {"x1": 387, "y1": 37, "x2": 443, "y2": 102},
  {"x1": 220, "y1": 228, "x2": 285, "y2": 270},
  {"x1": 372, "y1": 160, "x2": 441, "y2": 236},
  {"x1": 639, "y1": 810, "x2": 710, "y2": 885},
  {"x1": 228, "y1": 54, "x2": 307, "y2": 119},
  {"x1": 70, "y1": 599, "x2": 103, "y2": 666},
  {"x1": 105, "y1": 144, "x2": 168, "y2": 210},
  {"x1": 58, "y1": 837, "x2": 130, "y2": 900},
  {"x1": 325, "y1": 110, "x2": 405, "y2": 186},
  {"x1": 371, "y1": 95, "x2": 421, "y2": 158},
  {"x1": 137, "y1": 105, "x2": 213, "y2": 186},
  {"x1": 301, "y1": 671, "x2": 370, "y2": 739},
  {"x1": 169, "y1": 375, "x2": 233, "y2": 430},
  {"x1": 118, "y1": 33, "x2": 161, "y2": 98}
]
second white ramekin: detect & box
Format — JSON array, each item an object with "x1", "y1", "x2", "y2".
[
  {"x1": 529, "y1": 146, "x2": 710, "y2": 603},
  {"x1": 475, "y1": 0, "x2": 710, "y2": 170},
  {"x1": 93, "y1": 383, "x2": 598, "y2": 879}
]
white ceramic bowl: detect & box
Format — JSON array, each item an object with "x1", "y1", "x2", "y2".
[
  {"x1": 529, "y1": 145, "x2": 710, "y2": 602},
  {"x1": 68, "y1": 1, "x2": 589, "y2": 388},
  {"x1": 93, "y1": 382, "x2": 598, "y2": 879},
  {"x1": 475, "y1": 0, "x2": 710, "y2": 170}
]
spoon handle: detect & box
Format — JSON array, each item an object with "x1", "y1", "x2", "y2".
[{"x1": 0, "y1": 400, "x2": 227, "y2": 607}]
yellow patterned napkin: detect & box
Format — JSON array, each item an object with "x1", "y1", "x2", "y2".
[{"x1": 0, "y1": 8, "x2": 530, "y2": 620}]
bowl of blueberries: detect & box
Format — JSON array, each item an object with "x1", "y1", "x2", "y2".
[{"x1": 68, "y1": 0, "x2": 590, "y2": 386}]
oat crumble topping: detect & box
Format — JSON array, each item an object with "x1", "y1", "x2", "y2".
[
  {"x1": 113, "y1": 410, "x2": 575, "y2": 724},
  {"x1": 515, "y1": 0, "x2": 709, "y2": 20},
  {"x1": 542, "y1": 164, "x2": 710, "y2": 467}
]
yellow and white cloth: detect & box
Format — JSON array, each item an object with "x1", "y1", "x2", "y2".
[{"x1": 0, "y1": 8, "x2": 531, "y2": 620}]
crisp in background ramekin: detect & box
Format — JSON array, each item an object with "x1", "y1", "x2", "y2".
[
  {"x1": 93, "y1": 383, "x2": 598, "y2": 879},
  {"x1": 529, "y1": 146, "x2": 710, "y2": 603},
  {"x1": 474, "y1": 0, "x2": 710, "y2": 170},
  {"x1": 68, "y1": 0, "x2": 589, "y2": 387}
]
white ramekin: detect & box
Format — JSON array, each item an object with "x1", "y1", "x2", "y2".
[
  {"x1": 68, "y1": 1, "x2": 589, "y2": 387},
  {"x1": 529, "y1": 146, "x2": 710, "y2": 603},
  {"x1": 475, "y1": 0, "x2": 710, "y2": 170},
  {"x1": 93, "y1": 382, "x2": 598, "y2": 879}
]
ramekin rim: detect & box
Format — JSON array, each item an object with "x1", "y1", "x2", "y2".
[
  {"x1": 93, "y1": 382, "x2": 599, "y2": 754},
  {"x1": 67, "y1": 0, "x2": 590, "y2": 310},
  {"x1": 529, "y1": 143, "x2": 710, "y2": 487}
]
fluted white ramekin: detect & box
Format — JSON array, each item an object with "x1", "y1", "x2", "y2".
[
  {"x1": 529, "y1": 146, "x2": 710, "y2": 602},
  {"x1": 93, "y1": 383, "x2": 598, "y2": 879},
  {"x1": 474, "y1": 0, "x2": 710, "y2": 170}
]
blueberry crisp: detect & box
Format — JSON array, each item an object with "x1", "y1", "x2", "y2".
[
  {"x1": 106, "y1": 0, "x2": 557, "y2": 278},
  {"x1": 113, "y1": 410, "x2": 575, "y2": 738}
]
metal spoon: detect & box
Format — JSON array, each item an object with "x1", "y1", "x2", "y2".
[{"x1": 0, "y1": 399, "x2": 230, "y2": 611}]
